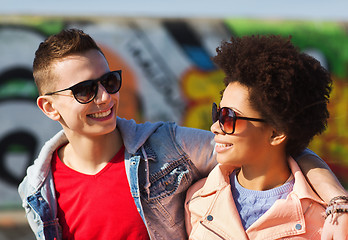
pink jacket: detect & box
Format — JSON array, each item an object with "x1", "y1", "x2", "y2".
[{"x1": 185, "y1": 157, "x2": 326, "y2": 240}]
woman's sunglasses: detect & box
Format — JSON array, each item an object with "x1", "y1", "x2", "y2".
[
  {"x1": 212, "y1": 102, "x2": 265, "y2": 134},
  {"x1": 45, "y1": 70, "x2": 122, "y2": 104}
]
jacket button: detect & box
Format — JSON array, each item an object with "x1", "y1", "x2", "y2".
[
  {"x1": 295, "y1": 224, "x2": 302, "y2": 230},
  {"x1": 207, "y1": 215, "x2": 213, "y2": 221}
]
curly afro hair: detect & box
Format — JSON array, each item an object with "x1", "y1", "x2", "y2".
[{"x1": 212, "y1": 35, "x2": 332, "y2": 157}]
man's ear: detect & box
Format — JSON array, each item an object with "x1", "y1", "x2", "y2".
[
  {"x1": 37, "y1": 96, "x2": 60, "y2": 121},
  {"x1": 270, "y1": 130, "x2": 287, "y2": 146}
]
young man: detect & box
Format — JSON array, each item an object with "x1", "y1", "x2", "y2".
[{"x1": 18, "y1": 29, "x2": 347, "y2": 240}]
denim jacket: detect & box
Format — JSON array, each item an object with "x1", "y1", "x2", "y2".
[{"x1": 18, "y1": 117, "x2": 217, "y2": 240}]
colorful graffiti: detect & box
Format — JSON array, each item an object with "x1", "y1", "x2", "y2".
[{"x1": 0, "y1": 17, "x2": 347, "y2": 208}]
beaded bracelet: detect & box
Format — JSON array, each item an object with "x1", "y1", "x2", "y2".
[
  {"x1": 325, "y1": 196, "x2": 348, "y2": 224},
  {"x1": 329, "y1": 196, "x2": 348, "y2": 205},
  {"x1": 326, "y1": 204, "x2": 348, "y2": 216}
]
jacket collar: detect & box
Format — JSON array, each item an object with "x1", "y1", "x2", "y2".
[
  {"x1": 288, "y1": 157, "x2": 325, "y2": 203},
  {"x1": 194, "y1": 157, "x2": 325, "y2": 239},
  {"x1": 197, "y1": 163, "x2": 233, "y2": 196},
  {"x1": 199, "y1": 157, "x2": 324, "y2": 204}
]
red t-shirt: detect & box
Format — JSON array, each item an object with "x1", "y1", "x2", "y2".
[{"x1": 51, "y1": 146, "x2": 150, "y2": 240}]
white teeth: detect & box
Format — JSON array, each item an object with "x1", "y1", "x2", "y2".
[
  {"x1": 89, "y1": 109, "x2": 111, "y2": 118},
  {"x1": 216, "y1": 143, "x2": 233, "y2": 148}
]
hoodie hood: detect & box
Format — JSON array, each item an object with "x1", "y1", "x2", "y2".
[
  {"x1": 19, "y1": 130, "x2": 67, "y2": 198},
  {"x1": 117, "y1": 117, "x2": 164, "y2": 154}
]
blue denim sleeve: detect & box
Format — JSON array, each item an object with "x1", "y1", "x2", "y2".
[
  {"x1": 173, "y1": 125, "x2": 217, "y2": 177},
  {"x1": 294, "y1": 147, "x2": 331, "y2": 170},
  {"x1": 295, "y1": 148, "x2": 320, "y2": 159}
]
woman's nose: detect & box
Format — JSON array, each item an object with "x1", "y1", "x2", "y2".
[{"x1": 211, "y1": 120, "x2": 223, "y2": 135}]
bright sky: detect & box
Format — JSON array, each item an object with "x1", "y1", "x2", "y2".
[{"x1": 1, "y1": 0, "x2": 348, "y2": 21}]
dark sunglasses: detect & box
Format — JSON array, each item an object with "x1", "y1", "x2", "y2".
[
  {"x1": 212, "y1": 102, "x2": 265, "y2": 134},
  {"x1": 45, "y1": 70, "x2": 122, "y2": 104}
]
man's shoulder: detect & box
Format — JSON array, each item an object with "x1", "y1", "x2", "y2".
[
  {"x1": 117, "y1": 118, "x2": 170, "y2": 153},
  {"x1": 19, "y1": 130, "x2": 67, "y2": 192}
]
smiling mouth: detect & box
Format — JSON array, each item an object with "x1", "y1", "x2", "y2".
[
  {"x1": 215, "y1": 142, "x2": 233, "y2": 153},
  {"x1": 216, "y1": 143, "x2": 233, "y2": 148},
  {"x1": 88, "y1": 109, "x2": 112, "y2": 118}
]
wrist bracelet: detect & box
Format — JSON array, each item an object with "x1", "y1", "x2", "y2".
[
  {"x1": 329, "y1": 196, "x2": 348, "y2": 206},
  {"x1": 326, "y1": 204, "x2": 348, "y2": 217},
  {"x1": 325, "y1": 202, "x2": 348, "y2": 224}
]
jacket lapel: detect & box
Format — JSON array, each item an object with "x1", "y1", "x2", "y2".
[
  {"x1": 194, "y1": 165, "x2": 249, "y2": 239},
  {"x1": 246, "y1": 157, "x2": 325, "y2": 239}
]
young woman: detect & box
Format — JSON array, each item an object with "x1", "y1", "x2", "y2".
[{"x1": 185, "y1": 35, "x2": 348, "y2": 239}]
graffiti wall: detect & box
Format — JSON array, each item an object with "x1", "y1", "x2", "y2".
[{"x1": 0, "y1": 17, "x2": 347, "y2": 208}]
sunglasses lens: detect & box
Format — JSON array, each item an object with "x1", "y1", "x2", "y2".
[
  {"x1": 101, "y1": 71, "x2": 122, "y2": 94},
  {"x1": 220, "y1": 108, "x2": 235, "y2": 134},
  {"x1": 212, "y1": 103, "x2": 235, "y2": 134},
  {"x1": 71, "y1": 80, "x2": 97, "y2": 103},
  {"x1": 212, "y1": 103, "x2": 218, "y2": 123},
  {"x1": 70, "y1": 71, "x2": 122, "y2": 104}
]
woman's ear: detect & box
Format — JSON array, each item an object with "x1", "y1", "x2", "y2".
[
  {"x1": 37, "y1": 96, "x2": 61, "y2": 121},
  {"x1": 270, "y1": 130, "x2": 287, "y2": 146}
]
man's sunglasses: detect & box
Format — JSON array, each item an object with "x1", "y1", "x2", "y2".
[
  {"x1": 212, "y1": 102, "x2": 266, "y2": 134},
  {"x1": 45, "y1": 70, "x2": 122, "y2": 104}
]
